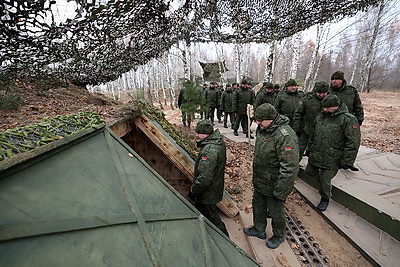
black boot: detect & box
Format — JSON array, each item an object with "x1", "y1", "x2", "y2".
[
  {"x1": 233, "y1": 130, "x2": 238, "y2": 136},
  {"x1": 266, "y1": 235, "x2": 285, "y2": 249},
  {"x1": 224, "y1": 123, "x2": 228, "y2": 128},
  {"x1": 243, "y1": 226, "x2": 266, "y2": 239},
  {"x1": 317, "y1": 198, "x2": 329, "y2": 211},
  {"x1": 246, "y1": 133, "x2": 254, "y2": 139}
]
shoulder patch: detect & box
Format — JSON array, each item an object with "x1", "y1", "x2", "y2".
[{"x1": 279, "y1": 128, "x2": 289, "y2": 136}]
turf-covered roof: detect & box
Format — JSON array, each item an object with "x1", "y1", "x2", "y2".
[{"x1": 0, "y1": 0, "x2": 382, "y2": 85}]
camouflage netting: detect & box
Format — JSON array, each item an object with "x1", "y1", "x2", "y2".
[
  {"x1": 0, "y1": 111, "x2": 104, "y2": 161},
  {"x1": 1, "y1": 0, "x2": 383, "y2": 86}
]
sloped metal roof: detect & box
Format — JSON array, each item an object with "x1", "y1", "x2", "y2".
[{"x1": 0, "y1": 126, "x2": 259, "y2": 266}]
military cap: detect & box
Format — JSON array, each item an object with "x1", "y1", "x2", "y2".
[
  {"x1": 285, "y1": 79, "x2": 297, "y2": 87},
  {"x1": 241, "y1": 79, "x2": 248, "y2": 84},
  {"x1": 314, "y1": 81, "x2": 330, "y2": 93},
  {"x1": 263, "y1": 81, "x2": 274, "y2": 89},
  {"x1": 321, "y1": 94, "x2": 340, "y2": 107},
  {"x1": 195, "y1": 120, "x2": 214, "y2": 134},
  {"x1": 274, "y1": 84, "x2": 280, "y2": 89},
  {"x1": 331, "y1": 71, "x2": 344, "y2": 80},
  {"x1": 254, "y1": 103, "x2": 278, "y2": 121}
]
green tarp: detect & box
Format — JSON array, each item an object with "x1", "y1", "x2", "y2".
[{"x1": 0, "y1": 127, "x2": 259, "y2": 266}]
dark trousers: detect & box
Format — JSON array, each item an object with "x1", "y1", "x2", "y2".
[
  {"x1": 233, "y1": 113, "x2": 248, "y2": 133},
  {"x1": 223, "y1": 112, "x2": 235, "y2": 127},
  {"x1": 207, "y1": 107, "x2": 217, "y2": 122},
  {"x1": 252, "y1": 189, "x2": 286, "y2": 237},
  {"x1": 305, "y1": 163, "x2": 338, "y2": 200},
  {"x1": 195, "y1": 201, "x2": 228, "y2": 236}
]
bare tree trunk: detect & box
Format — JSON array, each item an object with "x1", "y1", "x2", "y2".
[
  {"x1": 358, "y1": 1, "x2": 384, "y2": 92},
  {"x1": 312, "y1": 25, "x2": 330, "y2": 84},
  {"x1": 304, "y1": 25, "x2": 322, "y2": 92},
  {"x1": 264, "y1": 40, "x2": 277, "y2": 82},
  {"x1": 153, "y1": 60, "x2": 163, "y2": 109},
  {"x1": 290, "y1": 33, "x2": 301, "y2": 79},
  {"x1": 145, "y1": 65, "x2": 153, "y2": 104},
  {"x1": 235, "y1": 42, "x2": 242, "y2": 83}
]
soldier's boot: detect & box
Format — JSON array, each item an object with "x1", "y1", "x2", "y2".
[
  {"x1": 233, "y1": 130, "x2": 238, "y2": 136},
  {"x1": 243, "y1": 226, "x2": 266, "y2": 239},
  {"x1": 317, "y1": 198, "x2": 329, "y2": 211},
  {"x1": 266, "y1": 236, "x2": 285, "y2": 249},
  {"x1": 246, "y1": 133, "x2": 254, "y2": 139},
  {"x1": 183, "y1": 120, "x2": 186, "y2": 127},
  {"x1": 224, "y1": 123, "x2": 228, "y2": 128}
]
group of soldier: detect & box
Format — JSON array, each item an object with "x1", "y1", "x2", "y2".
[{"x1": 185, "y1": 70, "x2": 363, "y2": 249}]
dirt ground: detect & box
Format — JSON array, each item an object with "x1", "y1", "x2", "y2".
[{"x1": 1, "y1": 87, "x2": 399, "y2": 266}]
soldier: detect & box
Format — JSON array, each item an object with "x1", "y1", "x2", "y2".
[
  {"x1": 178, "y1": 86, "x2": 188, "y2": 126},
  {"x1": 243, "y1": 103, "x2": 299, "y2": 249},
  {"x1": 305, "y1": 94, "x2": 361, "y2": 211},
  {"x1": 188, "y1": 120, "x2": 229, "y2": 237},
  {"x1": 200, "y1": 83, "x2": 208, "y2": 119},
  {"x1": 254, "y1": 81, "x2": 276, "y2": 111},
  {"x1": 274, "y1": 79, "x2": 304, "y2": 128},
  {"x1": 232, "y1": 80, "x2": 255, "y2": 138},
  {"x1": 216, "y1": 85, "x2": 224, "y2": 123},
  {"x1": 292, "y1": 81, "x2": 330, "y2": 159},
  {"x1": 220, "y1": 84, "x2": 235, "y2": 129},
  {"x1": 273, "y1": 83, "x2": 281, "y2": 94},
  {"x1": 205, "y1": 82, "x2": 220, "y2": 123},
  {"x1": 330, "y1": 71, "x2": 364, "y2": 126}
]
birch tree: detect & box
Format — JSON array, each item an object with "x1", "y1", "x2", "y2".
[
  {"x1": 290, "y1": 33, "x2": 301, "y2": 79},
  {"x1": 358, "y1": 1, "x2": 385, "y2": 92}
]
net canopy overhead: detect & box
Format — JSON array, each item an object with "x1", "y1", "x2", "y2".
[{"x1": 1, "y1": 0, "x2": 382, "y2": 86}]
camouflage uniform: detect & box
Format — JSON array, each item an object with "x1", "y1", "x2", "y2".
[
  {"x1": 255, "y1": 88, "x2": 276, "y2": 111},
  {"x1": 232, "y1": 84, "x2": 255, "y2": 135},
  {"x1": 191, "y1": 128, "x2": 228, "y2": 236},
  {"x1": 330, "y1": 80, "x2": 364, "y2": 125},
  {"x1": 252, "y1": 113, "x2": 299, "y2": 238},
  {"x1": 220, "y1": 86, "x2": 235, "y2": 128},
  {"x1": 306, "y1": 102, "x2": 361, "y2": 201},
  {"x1": 274, "y1": 87, "x2": 304, "y2": 128},
  {"x1": 292, "y1": 91, "x2": 326, "y2": 159},
  {"x1": 205, "y1": 84, "x2": 219, "y2": 123}
]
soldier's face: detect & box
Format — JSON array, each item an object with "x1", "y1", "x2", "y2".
[
  {"x1": 196, "y1": 133, "x2": 209, "y2": 141},
  {"x1": 287, "y1": 85, "x2": 297, "y2": 92},
  {"x1": 331, "y1": 79, "x2": 343, "y2": 87},
  {"x1": 255, "y1": 119, "x2": 273, "y2": 129},
  {"x1": 323, "y1": 106, "x2": 339, "y2": 113},
  {"x1": 316, "y1": 92, "x2": 328, "y2": 99}
]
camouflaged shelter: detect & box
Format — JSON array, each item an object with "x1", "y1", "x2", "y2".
[{"x1": 0, "y1": 114, "x2": 256, "y2": 266}]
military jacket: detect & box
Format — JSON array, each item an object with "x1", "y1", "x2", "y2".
[
  {"x1": 330, "y1": 80, "x2": 364, "y2": 124},
  {"x1": 308, "y1": 104, "x2": 361, "y2": 170},
  {"x1": 205, "y1": 87, "x2": 219, "y2": 108},
  {"x1": 191, "y1": 129, "x2": 226, "y2": 204},
  {"x1": 254, "y1": 89, "x2": 276, "y2": 111},
  {"x1": 274, "y1": 89, "x2": 304, "y2": 127},
  {"x1": 233, "y1": 87, "x2": 255, "y2": 115},
  {"x1": 292, "y1": 92, "x2": 324, "y2": 138},
  {"x1": 220, "y1": 90, "x2": 235, "y2": 112},
  {"x1": 253, "y1": 115, "x2": 299, "y2": 200}
]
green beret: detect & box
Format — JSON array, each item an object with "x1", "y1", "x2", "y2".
[
  {"x1": 263, "y1": 82, "x2": 274, "y2": 89},
  {"x1": 254, "y1": 103, "x2": 278, "y2": 121},
  {"x1": 314, "y1": 81, "x2": 330, "y2": 93},
  {"x1": 322, "y1": 94, "x2": 340, "y2": 108},
  {"x1": 195, "y1": 120, "x2": 214, "y2": 134},
  {"x1": 331, "y1": 71, "x2": 344, "y2": 80},
  {"x1": 285, "y1": 79, "x2": 297, "y2": 87}
]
